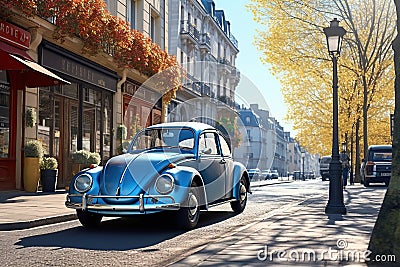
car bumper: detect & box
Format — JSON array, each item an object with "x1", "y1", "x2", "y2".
[
  {"x1": 365, "y1": 175, "x2": 391, "y2": 183},
  {"x1": 65, "y1": 193, "x2": 180, "y2": 213}
]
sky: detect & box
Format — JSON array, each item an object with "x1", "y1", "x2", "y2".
[{"x1": 214, "y1": 0, "x2": 295, "y2": 134}]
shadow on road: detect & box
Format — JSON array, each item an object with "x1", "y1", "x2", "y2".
[{"x1": 15, "y1": 210, "x2": 237, "y2": 251}]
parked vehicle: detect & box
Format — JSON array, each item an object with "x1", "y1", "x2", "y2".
[
  {"x1": 270, "y1": 169, "x2": 279, "y2": 179},
  {"x1": 361, "y1": 145, "x2": 392, "y2": 187},
  {"x1": 319, "y1": 156, "x2": 331, "y2": 181},
  {"x1": 248, "y1": 168, "x2": 261, "y2": 181},
  {"x1": 262, "y1": 169, "x2": 271, "y2": 180},
  {"x1": 65, "y1": 122, "x2": 250, "y2": 229}
]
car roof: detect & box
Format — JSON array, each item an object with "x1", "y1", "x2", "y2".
[
  {"x1": 147, "y1": 122, "x2": 216, "y2": 132},
  {"x1": 368, "y1": 145, "x2": 392, "y2": 150}
]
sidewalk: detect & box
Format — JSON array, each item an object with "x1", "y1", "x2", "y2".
[
  {"x1": 0, "y1": 190, "x2": 76, "y2": 231},
  {"x1": 0, "y1": 177, "x2": 291, "y2": 231},
  {"x1": 171, "y1": 184, "x2": 388, "y2": 266}
]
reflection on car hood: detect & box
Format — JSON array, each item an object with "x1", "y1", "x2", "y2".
[{"x1": 101, "y1": 151, "x2": 193, "y2": 203}]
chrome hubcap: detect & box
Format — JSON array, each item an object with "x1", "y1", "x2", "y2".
[
  {"x1": 188, "y1": 192, "x2": 198, "y2": 217},
  {"x1": 239, "y1": 183, "x2": 247, "y2": 202}
]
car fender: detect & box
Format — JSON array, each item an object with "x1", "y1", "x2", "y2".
[
  {"x1": 68, "y1": 166, "x2": 103, "y2": 202},
  {"x1": 148, "y1": 166, "x2": 209, "y2": 209},
  {"x1": 232, "y1": 162, "x2": 250, "y2": 200}
]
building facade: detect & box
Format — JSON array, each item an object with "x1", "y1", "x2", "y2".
[
  {"x1": 235, "y1": 104, "x2": 276, "y2": 171},
  {"x1": 167, "y1": 0, "x2": 240, "y2": 126},
  {"x1": 0, "y1": 0, "x2": 170, "y2": 190}
]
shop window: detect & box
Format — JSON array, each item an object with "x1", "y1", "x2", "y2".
[{"x1": 0, "y1": 82, "x2": 10, "y2": 158}]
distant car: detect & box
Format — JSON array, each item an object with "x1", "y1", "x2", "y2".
[
  {"x1": 270, "y1": 170, "x2": 279, "y2": 179},
  {"x1": 320, "y1": 156, "x2": 331, "y2": 181},
  {"x1": 361, "y1": 145, "x2": 392, "y2": 187},
  {"x1": 262, "y1": 169, "x2": 271, "y2": 180},
  {"x1": 65, "y1": 122, "x2": 250, "y2": 229},
  {"x1": 248, "y1": 168, "x2": 261, "y2": 181}
]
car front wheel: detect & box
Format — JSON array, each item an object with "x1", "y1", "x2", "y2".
[
  {"x1": 231, "y1": 175, "x2": 247, "y2": 213},
  {"x1": 176, "y1": 181, "x2": 200, "y2": 230},
  {"x1": 77, "y1": 210, "x2": 103, "y2": 228}
]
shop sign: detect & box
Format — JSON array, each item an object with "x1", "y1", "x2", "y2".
[
  {"x1": 0, "y1": 20, "x2": 31, "y2": 50},
  {"x1": 42, "y1": 46, "x2": 117, "y2": 92}
]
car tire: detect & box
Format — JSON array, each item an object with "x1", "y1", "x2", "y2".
[
  {"x1": 364, "y1": 181, "x2": 370, "y2": 187},
  {"x1": 231, "y1": 175, "x2": 248, "y2": 214},
  {"x1": 77, "y1": 210, "x2": 103, "y2": 228},
  {"x1": 176, "y1": 181, "x2": 200, "y2": 230}
]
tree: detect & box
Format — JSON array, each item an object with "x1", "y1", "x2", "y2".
[
  {"x1": 367, "y1": 0, "x2": 400, "y2": 260},
  {"x1": 248, "y1": 0, "x2": 395, "y2": 163}
]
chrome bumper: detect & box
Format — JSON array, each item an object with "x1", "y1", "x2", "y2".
[{"x1": 65, "y1": 193, "x2": 180, "y2": 213}]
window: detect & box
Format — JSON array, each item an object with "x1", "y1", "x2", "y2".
[
  {"x1": 219, "y1": 135, "x2": 231, "y2": 157},
  {"x1": 0, "y1": 81, "x2": 10, "y2": 158},
  {"x1": 150, "y1": 15, "x2": 156, "y2": 42},
  {"x1": 127, "y1": 0, "x2": 136, "y2": 29},
  {"x1": 199, "y1": 132, "x2": 219, "y2": 155}
]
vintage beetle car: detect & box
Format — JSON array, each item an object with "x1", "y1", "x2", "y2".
[{"x1": 65, "y1": 122, "x2": 250, "y2": 229}]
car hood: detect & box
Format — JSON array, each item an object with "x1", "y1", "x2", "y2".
[{"x1": 100, "y1": 151, "x2": 193, "y2": 203}]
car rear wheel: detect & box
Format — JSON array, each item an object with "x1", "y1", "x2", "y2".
[
  {"x1": 176, "y1": 181, "x2": 200, "y2": 230},
  {"x1": 77, "y1": 210, "x2": 103, "y2": 228},
  {"x1": 231, "y1": 175, "x2": 247, "y2": 214}
]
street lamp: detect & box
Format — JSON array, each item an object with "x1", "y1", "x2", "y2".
[
  {"x1": 301, "y1": 150, "x2": 306, "y2": 181},
  {"x1": 342, "y1": 141, "x2": 347, "y2": 153},
  {"x1": 324, "y1": 18, "x2": 347, "y2": 215}
]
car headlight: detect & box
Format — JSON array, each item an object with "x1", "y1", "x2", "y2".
[
  {"x1": 155, "y1": 174, "x2": 175, "y2": 194},
  {"x1": 74, "y1": 174, "x2": 93, "y2": 193}
]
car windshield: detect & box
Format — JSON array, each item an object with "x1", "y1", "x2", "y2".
[
  {"x1": 128, "y1": 127, "x2": 195, "y2": 152},
  {"x1": 370, "y1": 150, "x2": 392, "y2": 162}
]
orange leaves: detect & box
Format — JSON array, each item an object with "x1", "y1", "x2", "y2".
[{"x1": 8, "y1": 0, "x2": 181, "y2": 97}]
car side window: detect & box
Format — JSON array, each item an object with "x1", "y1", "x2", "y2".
[
  {"x1": 199, "y1": 132, "x2": 219, "y2": 155},
  {"x1": 219, "y1": 134, "x2": 231, "y2": 157}
]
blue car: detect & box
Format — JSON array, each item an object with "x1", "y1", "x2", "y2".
[{"x1": 66, "y1": 122, "x2": 250, "y2": 229}]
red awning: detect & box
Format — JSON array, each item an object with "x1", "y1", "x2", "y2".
[
  {"x1": 0, "y1": 42, "x2": 70, "y2": 88},
  {"x1": 7, "y1": 54, "x2": 70, "y2": 87}
]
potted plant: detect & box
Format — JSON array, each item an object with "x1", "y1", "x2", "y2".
[
  {"x1": 40, "y1": 157, "x2": 58, "y2": 192},
  {"x1": 68, "y1": 150, "x2": 101, "y2": 190},
  {"x1": 116, "y1": 124, "x2": 127, "y2": 154},
  {"x1": 23, "y1": 140, "x2": 44, "y2": 192},
  {"x1": 25, "y1": 107, "x2": 37, "y2": 128}
]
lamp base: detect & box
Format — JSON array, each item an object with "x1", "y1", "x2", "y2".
[{"x1": 325, "y1": 205, "x2": 347, "y2": 215}]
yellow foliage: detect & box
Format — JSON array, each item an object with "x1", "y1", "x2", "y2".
[{"x1": 248, "y1": 0, "x2": 395, "y2": 156}]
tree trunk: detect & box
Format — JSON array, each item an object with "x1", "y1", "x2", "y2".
[
  {"x1": 355, "y1": 118, "x2": 361, "y2": 183},
  {"x1": 368, "y1": 0, "x2": 400, "y2": 260}
]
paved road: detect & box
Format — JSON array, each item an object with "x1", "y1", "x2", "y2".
[{"x1": 0, "y1": 180, "x2": 328, "y2": 266}]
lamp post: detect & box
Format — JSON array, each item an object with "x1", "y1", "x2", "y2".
[
  {"x1": 301, "y1": 150, "x2": 306, "y2": 181},
  {"x1": 324, "y1": 18, "x2": 347, "y2": 215}
]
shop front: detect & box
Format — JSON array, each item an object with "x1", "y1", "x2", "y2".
[
  {"x1": 123, "y1": 80, "x2": 162, "y2": 141},
  {"x1": 38, "y1": 41, "x2": 118, "y2": 188},
  {"x1": 0, "y1": 20, "x2": 68, "y2": 190}
]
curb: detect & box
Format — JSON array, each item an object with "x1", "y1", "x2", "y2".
[{"x1": 0, "y1": 213, "x2": 77, "y2": 231}]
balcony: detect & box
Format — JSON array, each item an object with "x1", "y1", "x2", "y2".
[
  {"x1": 180, "y1": 20, "x2": 200, "y2": 44},
  {"x1": 217, "y1": 95, "x2": 235, "y2": 108},
  {"x1": 229, "y1": 33, "x2": 239, "y2": 50},
  {"x1": 199, "y1": 33, "x2": 211, "y2": 52},
  {"x1": 217, "y1": 57, "x2": 232, "y2": 76}
]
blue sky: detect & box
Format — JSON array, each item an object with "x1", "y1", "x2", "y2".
[{"x1": 215, "y1": 0, "x2": 294, "y2": 134}]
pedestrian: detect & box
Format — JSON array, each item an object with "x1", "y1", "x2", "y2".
[{"x1": 340, "y1": 150, "x2": 350, "y2": 189}]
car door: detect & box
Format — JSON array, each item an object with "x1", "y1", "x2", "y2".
[
  {"x1": 198, "y1": 131, "x2": 225, "y2": 203},
  {"x1": 218, "y1": 133, "x2": 234, "y2": 199}
]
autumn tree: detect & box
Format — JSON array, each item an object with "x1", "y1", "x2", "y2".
[
  {"x1": 248, "y1": 0, "x2": 395, "y2": 170},
  {"x1": 368, "y1": 0, "x2": 400, "y2": 260}
]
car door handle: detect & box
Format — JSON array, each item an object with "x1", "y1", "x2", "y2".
[{"x1": 220, "y1": 159, "x2": 226, "y2": 164}]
